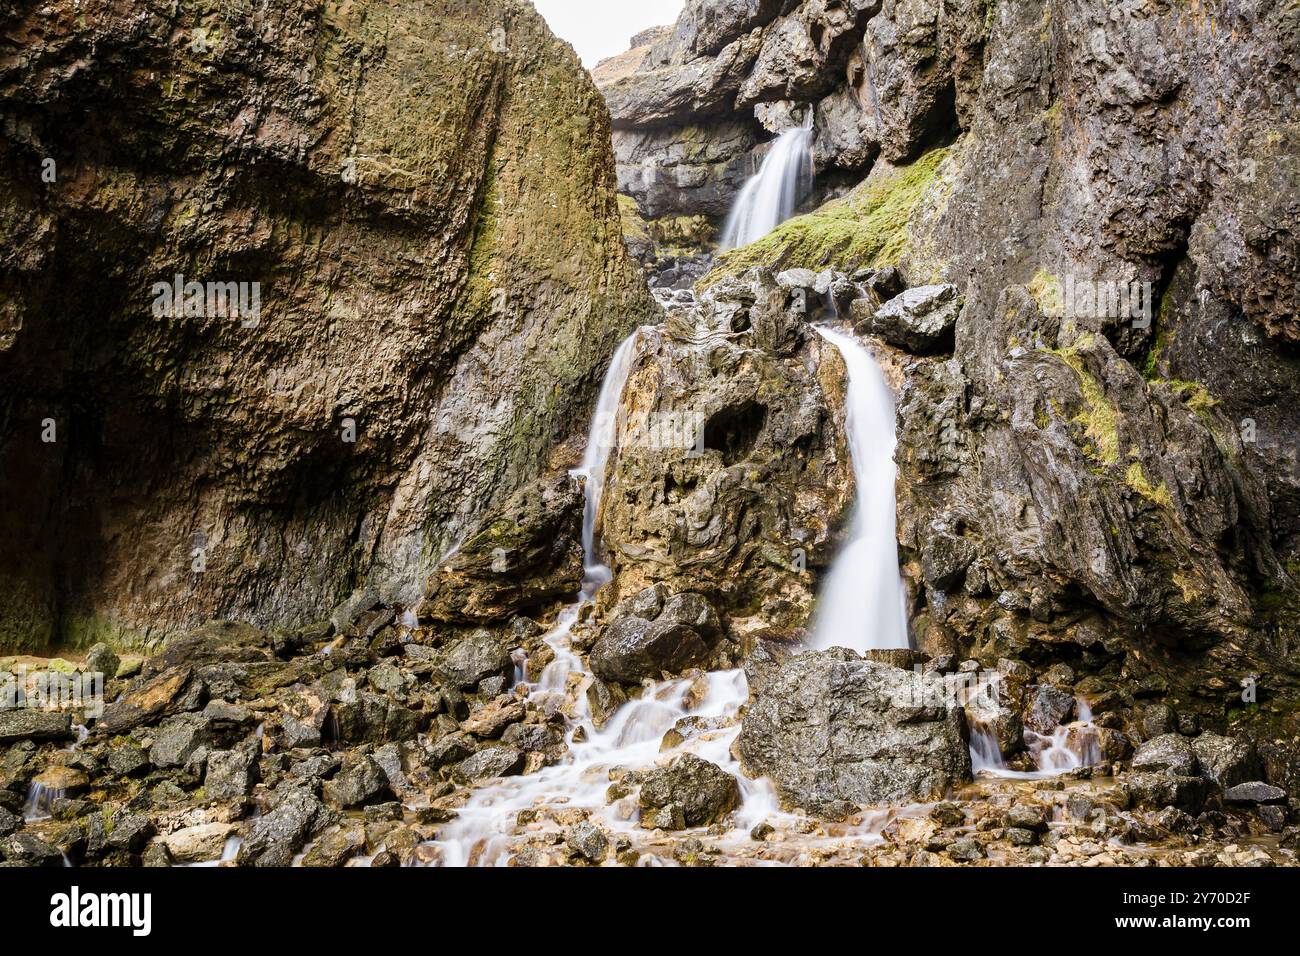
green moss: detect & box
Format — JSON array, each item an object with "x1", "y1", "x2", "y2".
[
  {"x1": 1027, "y1": 269, "x2": 1063, "y2": 316},
  {"x1": 1125, "y1": 462, "x2": 1174, "y2": 508},
  {"x1": 1043, "y1": 341, "x2": 1120, "y2": 464},
  {"x1": 1165, "y1": 379, "x2": 1219, "y2": 416},
  {"x1": 617, "y1": 195, "x2": 649, "y2": 242},
  {"x1": 701, "y1": 147, "x2": 951, "y2": 286}
]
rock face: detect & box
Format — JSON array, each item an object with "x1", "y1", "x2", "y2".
[
  {"x1": 597, "y1": 272, "x2": 856, "y2": 639},
  {"x1": 0, "y1": 0, "x2": 653, "y2": 651},
  {"x1": 604, "y1": 0, "x2": 1300, "y2": 756},
  {"x1": 737, "y1": 649, "x2": 971, "y2": 813}
]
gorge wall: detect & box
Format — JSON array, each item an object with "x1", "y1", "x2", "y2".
[
  {"x1": 600, "y1": 0, "x2": 1299, "y2": 761},
  {"x1": 0, "y1": 0, "x2": 653, "y2": 651}
]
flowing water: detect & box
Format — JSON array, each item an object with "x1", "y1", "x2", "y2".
[
  {"x1": 426, "y1": 319, "x2": 919, "y2": 864},
  {"x1": 808, "y1": 326, "x2": 910, "y2": 653},
  {"x1": 719, "y1": 121, "x2": 814, "y2": 250}
]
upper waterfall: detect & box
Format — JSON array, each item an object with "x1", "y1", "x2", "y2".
[
  {"x1": 808, "y1": 325, "x2": 911, "y2": 653},
  {"x1": 719, "y1": 121, "x2": 815, "y2": 250}
]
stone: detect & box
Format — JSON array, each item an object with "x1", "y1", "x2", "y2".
[
  {"x1": 98, "y1": 666, "x2": 193, "y2": 734},
  {"x1": 149, "y1": 713, "x2": 214, "y2": 770},
  {"x1": 84, "y1": 643, "x2": 120, "y2": 681},
  {"x1": 638, "y1": 754, "x2": 739, "y2": 829},
  {"x1": 1224, "y1": 782, "x2": 1286, "y2": 805},
  {"x1": 322, "y1": 756, "x2": 392, "y2": 809},
  {"x1": 237, "y1": 787, "x2": 326, "y2": 867},
  {"x1": 566, "y1": 821, "x2": 610, "y2": 863},
  {"x1": 738, "y1": 650, "x2": 971, "y2": 812},
  {"x1": 859, "y1": 285, "x2": 962, "y2": 354},
  {"x1": 1004, "y1": 804, "x2": 1049, "y2": 833},
  {"x1": 204, "y1": 745, "x2": 260, "y2": 801},
  {"x1": 589, "y1": 592, "x2": 722, "y2": 684},
  {"x1": 0, "y1": 710, "x2": 72, "y2": 743},
  {"x1": 453, "y1": 745, "x2": 525, "y2": 784},
  {"x1": 1, "y1": 832, "x2": 64, "y2": 866},
  {"x1": 0, "y1": 807, "x2": 20, "y2": 837},
  {"x1": 160, "y1": 823, "x2": 237, "y2": 864},
  {"x1": 461, "y1": 696, "x2": 526, "y2": 739},
  {"x1": 105, "y1": 812, "x2": 156, "y2": 853},
  {"x1": 301, "y1": 826, "x2": 366, "y2": 868},
  {"x1": 1132, "y1": 734, "x2": 1200, "y2": 777},
  {"x1": 1125, "y1": 774, "x2": 1208, "y2": 814},
  {"x1": 437, "y1": 632, "x2": 514, "y2": 690},
  {"x1": 1191, "y1": 733, "x2": 1260, "y2": 789},
  {"x1": 1022, "y1": 685, "x2": 1075, "y2": 735}
]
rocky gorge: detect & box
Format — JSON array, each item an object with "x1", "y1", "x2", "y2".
[{"x1": 0, "y1": 0, "x2": 1298, "y2": 870}]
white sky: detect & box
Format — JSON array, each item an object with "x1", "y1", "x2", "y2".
[{"x1": 533, "y1": 0, "x2": 686, "y2": 66}]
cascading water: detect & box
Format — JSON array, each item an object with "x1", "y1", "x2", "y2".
[
  {"x1": 808, "y1": 326, "x2": 910, "y2": 653},
  {"x1": 425, "y1": 322, "x2": 919, "y2": 865},
  {"x1": 719, "y1": 120, "x2": 814, "y2": 250},
  {"x1": 427, "y1": 329, "x2": 781, "y2": 866}
]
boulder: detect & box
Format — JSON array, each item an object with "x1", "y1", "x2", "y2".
[
  {"x1": 1022, "y1": 685, "x2": 1075, "y2": 735},
  {"x1": 856, "y1": 285, "x2": 961, "y2": 354},
  {"x1": 437, "y1": 632, "x2": 514, "y2": 690},
  {"x1": 566, "y1": 821, "x2": 610, "y2": 862},
  {"x1": 148, "y1": 713, "x2": 214, "y2": 770},
  {"x1": 237, "y1": 786, "x2": 327, "y2": 867},
  {"x1": 1191, "y1": 733, "x2": 1261, "y2": 789},
  {"x1": 204, "y1": 745, "x2": 260, "y2": 801},
  {"x1": 1224, "y1": 782, "x2": 1286, "y2": 805},
  {"x1": 1132, "y1": 734, "x2": 1200, "y2": 777},
  {"x1": 160, "y1": 823, "x2": 237, "y2": 864},
  {"x1": 737, "y1": 649, "x2": 971, "y2": 812},
  {"x1": 322, "y1": 755, "x2": 392, "y2": 809},
  {"x1": 84, "y1": 643, "x2": 120, "y2": 680},
  {"x1": 1125, "y1": 773, "x2": 1207, "y2": 814},
  {"x1": 97, "y1": 666, "x2": 193, "y2": 734},
  {"x1": 638, "y1": 754, "x2": 739, "y2": 829},
  {"x1": 453, "y1": 745, "x2": 525, "y2": 784},
  {"x1": 589, "y1": 592, "x2": 723, "y2": 684},
  {"x1": 0, "y1": 710, "x2": 72, "y2": 743}
]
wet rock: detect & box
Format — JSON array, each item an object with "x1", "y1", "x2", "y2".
[
  {"x1": 1125, "y1": 773, "x2": 1207, "y2": 814},
  {"x1": 585, "y1": 678, "x2": 629, "y2": 729},
  {"x1": 30, "y1": 765, "x2": 89, "y2": 797},
  {"x1": 739, "y1": 650, "x2": 971, "y2": 812},
  {"x1": 1132, "y1": 734, "x2": 1200, "y2": 777},
  {"x1": 301, "y1": 826, "x2": 366, "y2": 867},
  {"x1": 331, "y1": 693, "x2": 421, "y2": 745},
  {"x1": 98, "y1": 666, "x2": 193, "y2": 734},
  {"x1": 149, "y1": 713, "x2": 214, "y2": 770},
  {"x1": 1224, "y1": 782, "x2": 1286, "y2": 805},
  {"x1": 453, "y1": 745, "x2": 525, "y2": 784},
  {"x1": 638, "y1": 753, "x2": 739, "y2": 829},
  {"x1": 437, "y1": 632, "x2": 514, "y2": 691},
  {"x1": 857, "y1": 285, "x2": 961, "y2": 354},
  {"x1": 1191, "y1": 733, "x2": 1261, "y2": 790},
  {"x1": 0, "y1": 709, "x2": 72, "y2": 743},
  {"x1": 0, "y1": 807, "x2": 19, "y2": 837},
  {"x1": 84, "y1": 643, "x2": 120, "y2": 680},
  {"x1": 589, "y1": 592, "x2": 723, "y2": 684},
  {"x1": 205, "y1": 744, "x2": 260, "y2": 801},
  {"x1": 426, "y1": 733, "x2": 476, "y2": 771},
  {"x1": 1, "y1": 832, "x2": 64, "y2": 866},
  {"x1": 1022, "y1": 685, "x2": 1075, "y2": 735},
  {"x1": 104, "y1": 812, "x2": 156, "y2": 854},
  {"x1": 461, "y1": 696, "x2": 526, "y2": 739},
  {"x1": 237, "y1": 786, "x2": 326, "y2": 867},
  {"x1": 501, "y1": 722, "x2": 565, "y2": 760},
  {"x1": 1004, "y1": 804, "x2": 1049, "y2": 833},
  {"x1": 947, "y1": 838, "x2": 985, "y2": 862},
  {"x1": 920, "y1": 531, "x2": 976, "y2": 592},
  {"x1": 566, "y1": 821, "x2": 610, "y2": 863},
  {"x1": 322, "y1": 755, "x2": 392, "y2": 810},
  {"x1": 160, "y1": 822, "x2": 237, "y2": 864}
]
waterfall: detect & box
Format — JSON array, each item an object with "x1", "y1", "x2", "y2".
[
  {"x1": 571, "y1": 330, "x2": 642, "y2": 594},
  {"x1": 426, "y1": 328, "x2": 782, "y2": 867},
  {"x1": 808, "y1": 326, "x2": 910, "y2": 653},
  {"x1": 719, "y1": 121, "x2": 814, "y2": 250}
]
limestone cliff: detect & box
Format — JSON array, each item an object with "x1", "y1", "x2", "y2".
[{"x1": 0, "y1": 0, "x2": 653, "y2": 650}]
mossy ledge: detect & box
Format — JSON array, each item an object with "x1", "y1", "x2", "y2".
[{"x1": 699, "y1": 146, "x2": 951, "y2": 288}]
